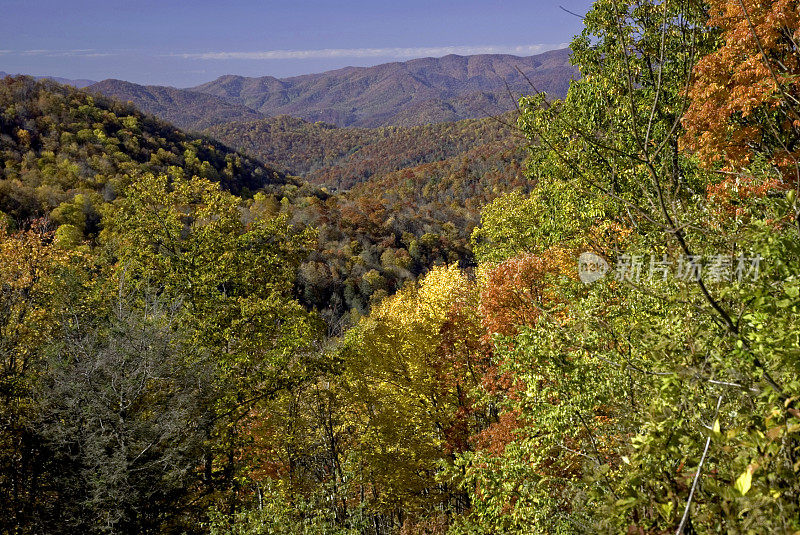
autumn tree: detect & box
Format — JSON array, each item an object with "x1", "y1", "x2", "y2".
[
  {"x1": 0, "y1": 219, "x2": 94, "y2": 531},
  {"x1": 339, "y1": 265, "x2": 484, "y2": 529},
  {"x1": 682, "y1": 0, "x2": 800, "y2": 182}
]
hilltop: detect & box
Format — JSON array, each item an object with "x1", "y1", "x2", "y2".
[{"x1": 86, "y1": 79, "x2": 266, "y2": 130}]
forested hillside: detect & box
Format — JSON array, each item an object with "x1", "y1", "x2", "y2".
[
  {"x1": 204, "y1": 113, "x2": 518, "y2": 190},
  {"x1": 0, "y1": 77, "x2": 290, "y2": 224},
  {"x1": 288, "y1": 131, "x2": 528, "y2": 321},
  {"x1": 2, "y1": 0, "x2": 799, "y2": 534},
  {"x1": 0, "y1": 74, "x2": 526, "y2": 325}
]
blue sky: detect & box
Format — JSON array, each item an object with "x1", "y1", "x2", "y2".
[{"x1": 0, "y1": 0, "x2": 594, "y2": 87}]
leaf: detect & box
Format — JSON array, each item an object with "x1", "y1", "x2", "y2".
[
  {"x1": 766, "y1": 426, "x2": 784, "y2": 441},
  {"x1": 614, "y1": 497, "x2": 637, "y2": 510},
  {"x1": 657, "y1": 501, "x2": 674, "y2": 521},
  {"x1": 734, "y1": 466, "x2": 754, "y2": 496}
]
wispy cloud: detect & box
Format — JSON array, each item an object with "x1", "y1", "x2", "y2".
[
  {"x1": 0, "y1": 44, "x2": 567, "y2": 61},
  {"x1": 9, "y1": 49, "x2": 114, "y2": 58},
  {"x1": 175, "y1": 44, "x2": 567, "y2": 61}
]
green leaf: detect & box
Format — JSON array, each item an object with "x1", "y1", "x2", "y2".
[
  {"x1": 657, "y1": 501, "x2": 674, "y2": 521},
  {"x1": 614, "y1": 497, "x2": 637, "y2": 510}
]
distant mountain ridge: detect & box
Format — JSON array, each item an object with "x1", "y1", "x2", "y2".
[
  {"x1": 0, "y1": 71, "x2": 96, "y2": 88},
  {"x1": 86, "y1": 79, "x2": 265, "y2": 131},
  {"x1": 191, "y1": 48, "x2": 576, "y2": 127},
  {"x1": 82, "y1": 50, "x2": 575, "y2": 130}
]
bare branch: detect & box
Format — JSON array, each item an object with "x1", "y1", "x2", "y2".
[{"x1": 676, "y1": 394, "x2": 723, "y2": 535}]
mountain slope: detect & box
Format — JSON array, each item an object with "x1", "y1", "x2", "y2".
[
  {"x1": 204, "y1": 112, "x2": 519, "y2": 190},
  {"x1": 284, "y1": 113, "x2": 529, "y2": 317},
  {"x1": 86, "y1": 79, "x2": 265, "y2": 130},
  {"x1": 0, "y1": 76, "x2": 529, "y2": 323},
  {"x1": 192, "y1": 49, "x2": 576, "y2": 127},
  {"x1": 0, "y1": 76, "x2": 289, "y2": 224}
]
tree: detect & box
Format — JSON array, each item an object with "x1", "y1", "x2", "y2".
[
  {"x1": 35, "y1": 291, "x2": 213, "y2": 534},
  {"x1": 339, "y1": 265, "x2": 483, "y2": 528},
  {"x1": 682, "y1": 0, "x2": 800, "y2": 182},
  {"x1": 104, "y1": 172, "x2": 321, "y2": 513},
  {"x1": 0, "y1": 219, "x2": 93, "y2": 532}
]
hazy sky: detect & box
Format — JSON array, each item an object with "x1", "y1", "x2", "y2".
[{"x1": 0, "y1": 0, "x2": 593, "y2": 87}]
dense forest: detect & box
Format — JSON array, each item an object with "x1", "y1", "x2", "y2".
[
  {"x1": 204, "y1": 113, "x2": 520, "y2": 190},
  {"x1": 1, "y1": 0, "x2": 799, "y2": 533}
]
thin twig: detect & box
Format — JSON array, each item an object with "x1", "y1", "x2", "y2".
[
  {"x1": 676, "y1": 394, "x2": 723, "y2": 535},
  {"x1": 559, "y1": 5, "x2": 585, "y2": 19}
]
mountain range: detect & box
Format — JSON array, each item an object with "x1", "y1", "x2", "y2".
[
  {"x1": 85, "y1": 49, "x2": 576, "y2": 130},
  {"x1": 190, "y1": 49, "x2": 575, "y2": 127}
]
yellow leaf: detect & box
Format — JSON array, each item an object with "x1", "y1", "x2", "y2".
[
  {"x1": 734, "y1": 466, "x2": 754, "y2": 496},
  {"x1": 711, "y1": 418, "x2": 721, "y2": 437}
]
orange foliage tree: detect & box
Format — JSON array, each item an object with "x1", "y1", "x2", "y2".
[
  {"x1": 479, "y1": 250, "x2": 574, "y2": 337},
  {"x1": 470, "y1": 248, "x2": 577, "y2": 457},
  {"x1": 682, "y1": 0, "x2": 800, "y2": 182}
]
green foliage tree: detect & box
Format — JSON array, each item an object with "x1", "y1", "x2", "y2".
[
  {"x1": 104, "y1": 172, "x2": 322, "y2": 513},
  {"x1": 452, "y1": 0, "x2": 800, "y2": 533}
]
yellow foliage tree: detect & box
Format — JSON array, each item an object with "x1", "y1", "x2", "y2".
[{"x1": 340, "y1": 265, "x2": 481, "y2": 520}]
